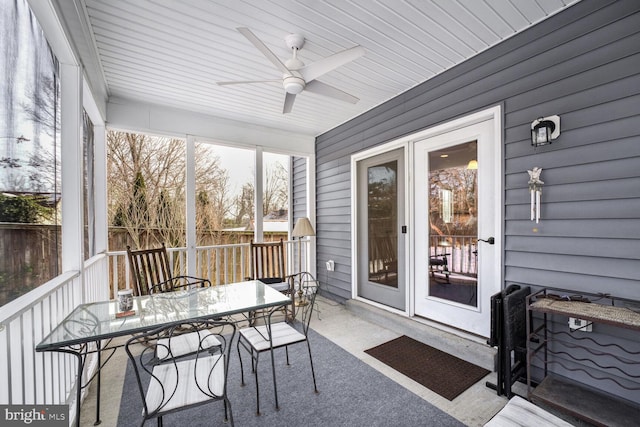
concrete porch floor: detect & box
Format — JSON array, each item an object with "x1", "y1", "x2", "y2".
[{"x1": 78, "y1": 295, "x2": 530, "y2": 426}]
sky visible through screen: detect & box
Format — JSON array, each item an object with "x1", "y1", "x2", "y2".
[{"x1": 207, "y1": 144, "x2": 288, "y2": 198}]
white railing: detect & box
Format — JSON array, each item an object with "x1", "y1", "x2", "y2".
[
  {"x1": 0, "y1": 239, "x2": 312, "y2": 425},
  {"x1": 107, "y1": 239, "x2": 310, "y2": 296},
  {"x1": 0, "y1": 253, "x2": 110, "y2": 425},
  {"x1": 430, "y1": 235, "x2": 478, "y2": 276}
]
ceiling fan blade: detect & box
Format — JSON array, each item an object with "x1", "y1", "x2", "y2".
[
  {"x1": 237, "y1": 27, "x2": 290, "y2": 74},
  {"x1": 283, "y1": 92, "x2": 296, "y2": 114},
  {"x1": 217, "y1": 79, "x2": 281, "y2": 86},
  {"x1": 305, "y1": 80, "x2": 359, "y2": 104},
  {"x1": 299, "y1": 45, "x2": 365, "y2": 82}
]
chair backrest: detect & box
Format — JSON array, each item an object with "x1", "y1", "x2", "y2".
[
  {"x1": 127, "y1": 243, "x2": 173, "y2": 296},
  {"x1": 125, "y1": 319, "x2": 236, "y2": 421},
  {"x1": 250, "y1": 239, "x2": 286, "y2": 283},
  {"x1": 289, "y1": 271, "x2": 320, "y2": 334}
]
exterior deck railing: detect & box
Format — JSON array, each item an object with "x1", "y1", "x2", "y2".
[
  {"x1": 429, "y1": 235, "x2": 478, "y2": 276},
  {"x1": 0, "y1": 254, "x2": 109, "y2": 424},
  {"x1": 0, "y1": 238, "x2": 310, "y2": 425},
  {"x1": 108, "y1": 239, "x2": 309, "y2": 300}
]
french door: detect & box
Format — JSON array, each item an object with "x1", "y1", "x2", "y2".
[
  {"x1": 355, "y1": 148, "x2": 406, "y2": 311},
  {"x1": 413, "y1": 119, "x2": 499, "y2": 337}
]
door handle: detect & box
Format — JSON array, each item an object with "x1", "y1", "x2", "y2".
[{"x1": 477, "y1": 237, "x2": 495, "y2": 245}]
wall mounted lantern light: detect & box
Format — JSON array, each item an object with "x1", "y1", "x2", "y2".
[{"x1": 531, "y1": 115, "x2": 560, "y2": 147}]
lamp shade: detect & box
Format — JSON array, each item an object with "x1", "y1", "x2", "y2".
[{"x1": 292, "y1": 217, "x2": 315, "y2": 237}]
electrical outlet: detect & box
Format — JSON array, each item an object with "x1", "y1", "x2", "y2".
[
  {"x1": 326, "y1": 260, "x2": 335, "y2": 271},
  {"x1": 569, "y1": 317, "x2": 592, "y2": 332}
]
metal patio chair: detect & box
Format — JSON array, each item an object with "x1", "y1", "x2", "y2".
[
  {"x1": 125, "y1": 319, "x2": 236, "y2": 426},
  {"x1": 237, "y1": 272, "x2": 319, "y2": 415},
  {"x1": 126, "y1": 243, "x2": 217, "y2": 358},
  {"x1": 247, "y1": 239, "x2": 295, "y2": 321},
  {"x1": 126, "y1": 243, "x2": 211, "y2": 296}
]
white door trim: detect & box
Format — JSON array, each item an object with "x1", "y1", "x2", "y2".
[
  {"x1": 350, "y1": 105, "x2": 503, "y2": 336},
  {"x1": 351, "y1": 140, "x2": 410, "y2": 313}
]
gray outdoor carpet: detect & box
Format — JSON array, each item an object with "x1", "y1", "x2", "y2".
[{"x1": 117, "y1": 328, "x2": 465, "y2": 426}]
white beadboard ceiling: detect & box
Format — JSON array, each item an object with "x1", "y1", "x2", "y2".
[{"x1": 76, "y1": 0, "x2": 579, "y2": 136}]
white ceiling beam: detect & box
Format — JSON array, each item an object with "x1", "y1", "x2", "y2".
[{"x1": 107, "y1": 98, "x2": 315, "y2": 155}]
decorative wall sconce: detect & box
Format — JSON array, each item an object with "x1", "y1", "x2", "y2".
[
  {"x1": 528, "y1": 167, "x2": 544, "y2": 223},
  {"x1": 531, "y1": 115, "x2": 560, "y2": 147}
]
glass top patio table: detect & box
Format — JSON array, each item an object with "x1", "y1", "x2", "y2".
[{"x1": 36, "y1": 280, "x2": 291, "y2": 351}]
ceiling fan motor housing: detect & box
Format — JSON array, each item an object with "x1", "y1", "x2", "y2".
[{"x1": 283, "y1": 33, "x2": 306, "y2": 94}]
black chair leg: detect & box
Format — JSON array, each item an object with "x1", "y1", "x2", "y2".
[
  {"x1": 269, "y1": 346, "x2": 279, "y2": 410},
  {"x1": 224, "y1": 397, "x2": 234, "y2": 426},
  {"x1": 254, "y1": 354, "x2": 261, "y2": 415},
  {"x1": 237, "y1": 340, "x2": 246, "y2": 386},
  {"x1": 307, "y1": 340, "x2": 318, "y2": 393}
]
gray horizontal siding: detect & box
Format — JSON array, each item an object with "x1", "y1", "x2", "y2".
[
  {"x1": 291, "y1": 156, "x2": 307, "y2": 223},
  {"x1": 311, "y1": 0, "x2": 640, "y2": 401},
  {"x1": 315, "y1": 157, "x2": 352, "y2": 286},
  {"x1": 506, "y1": 200, "x2": 640, "y2": 222},
  {"x1": 291, "y1": 156, "x2": 307, "y2": 275},
  {"x1": 315, "y1": 0, "x2": 640, "y2": 303},
  {"x1": 505, "y1": 236, "x2": 639, "y2": 259},
  {"x1": 505, "y1": 219, "x2": 640, "y2": 239}
]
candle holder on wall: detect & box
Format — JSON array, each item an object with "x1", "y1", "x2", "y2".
[{"x1": 528, "y1": 167, "x2": 544, "y2": 223}]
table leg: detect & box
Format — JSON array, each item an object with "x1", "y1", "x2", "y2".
[
  {"x1": 94, "y1": 340, "x2": 102, "y2": 425},
  {"x1": 55, "y1": 348, "x2": 84, "y2": 427}
]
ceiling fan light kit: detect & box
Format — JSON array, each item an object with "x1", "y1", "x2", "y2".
[
  {"x1": 283, "y1": 75, "x2": 305, "y2": 94},
  {"x1": 217, "y1": 27, "x2": 364, "y2": 113}
]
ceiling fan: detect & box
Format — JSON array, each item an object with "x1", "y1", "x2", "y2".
[{"x1": 217, "y1": 27, "x2": 365, "y2": 114}]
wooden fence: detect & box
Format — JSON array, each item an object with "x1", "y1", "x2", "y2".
[
  {"x1": 0, "y1": 225, "x2": 287, "y2": 306},
  {"x1": 0, "y1": 224, "x2": 61, "y2": 306}
]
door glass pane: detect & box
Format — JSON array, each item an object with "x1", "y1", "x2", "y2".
[
  {"x1": 428, "y1": 141, "x2": 478, "y2": 307},
  {"x1": 368, "y1": 161, "x2": 398, "y2": 287}
]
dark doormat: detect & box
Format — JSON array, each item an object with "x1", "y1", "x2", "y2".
[{"x1": 365, "y1": 335, "x2": 490, "y2": 400}]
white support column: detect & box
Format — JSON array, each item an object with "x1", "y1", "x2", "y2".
[
  {"x1": 60, "y1": 63, "x2": 84, "y2": 295},
  {"x1": 93, "y1": 124, "x2": 108, "y2": 254},
  {"x1": 307, "y1": 155, "x2": 317, "y2": 277},
  {"x1": 186, "y1": 135, "x2": 197, "y2": 275},
  {"x1": 288, "y1": 156, "x2": 294, "y2": 241},
  {"x1": 254, "y1": 146, "x2": 264, "y2": 242}
]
